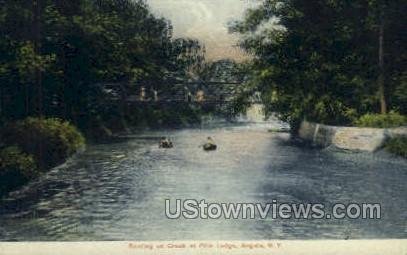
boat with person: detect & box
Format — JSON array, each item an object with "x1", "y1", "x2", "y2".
[
  {"x1": 159, "y1": 137, "x2": 173, "y2": 148},
  {"x1": 203, "y1": 137, "x2": 217, "y2": 151},
  {"x1": 203, "y1": 143, "x2": 217, "y2": 151}
]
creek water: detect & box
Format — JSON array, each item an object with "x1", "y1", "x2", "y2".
[{"x1": 0, "y1": 120, "x2": 406, "y2": 241}]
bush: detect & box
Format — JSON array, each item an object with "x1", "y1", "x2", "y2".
[
  {"x1": 385, "y1": 137, "x2": 407, "y2": 158},
  {"x1": 0, "y1": 146, "x2": 38, "y2": 196},
  {"x1": 354, "y1": 112, "x2": 407, "y2": 128},
  {"x1": 2, "y1": 118, "x2": 85, "y2": 169}
]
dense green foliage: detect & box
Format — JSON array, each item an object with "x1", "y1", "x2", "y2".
[
  {"x1": 198, "y1": 59, "x2": 247, "y2": 84},
  {"x1": 354, "y1": 112, "x2": 407, "y2": 128},
  {"x1": 0, "y1": 146, "x2": 38, "y2": 197},
  {"x1": 385, "y1": 137, "x2": 407, "y2": 158},
  {"x1": 231, "y1": 0, "x2": 406, "y2": 127},
  {"x1": 1, "y1": 118, "x2": 85, "y2": 169},
  {"x1": 0, "y1": 0, "x2": 205, "y2": 130},
  {"x1": 127, "y1": 104, "x2": 204, "y2": 129}
]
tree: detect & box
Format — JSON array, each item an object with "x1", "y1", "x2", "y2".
[{"x1": 230, "y1": 0, "x2": 406, "y2": 127}]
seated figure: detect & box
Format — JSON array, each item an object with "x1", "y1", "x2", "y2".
[
  {"x1": 159, "y1": 137, "x2": 173, "y2": 148},
  {"x1": 203, "y1": 137, "x2": 217, "y2": 151}
]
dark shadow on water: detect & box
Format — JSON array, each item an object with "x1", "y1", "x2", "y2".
[{"x1": 0, "y1": 180, "x2": 70, "y2": 217}]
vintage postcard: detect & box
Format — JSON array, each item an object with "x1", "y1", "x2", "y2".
[{"x1": 0, "y1": 0, "x2": 406, "y2": 254}]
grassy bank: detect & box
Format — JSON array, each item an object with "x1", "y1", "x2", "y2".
[
  {"x1": 353, "y1": 112, "x2": 407, "y2": 158},
  {"x1": 385, "y1": 137, "x2": 407, "y2": 158},
  {"x1": 0, "y1": 118, "x2": 85, "y2": 197},
  {"x1": 354, "y1": 112, "x2": 407, "y2": 128}
]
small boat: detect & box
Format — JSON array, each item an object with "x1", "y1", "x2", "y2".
[
  {"x1": 203, "y1": 143, "x2": 217, "y2": 151},
  {"x1": 159, "y1": 141, "x2": 173, "y2": 148}
]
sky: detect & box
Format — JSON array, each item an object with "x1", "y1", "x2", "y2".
[{"x1": 147, "y1": 0, "x2": 261, "y2": 61}]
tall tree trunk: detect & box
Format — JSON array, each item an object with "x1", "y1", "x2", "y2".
[
  {"x1": 25, "y1": 83, "x2": 29, "y2": 116},
  {"x1": 61, "y1": 44, "x2": 67, "y2": 119},
  {"x1": 33, "y1": 0, "x2": 43, "y2": 117},
  {"x1": 33, "y1": 0, "x2": 45, "y2": 170},
  {"x1": 378, "y1": 14, "x2": 387, "y2": 114},
  {"x1": 0, "y1": 83, "x2": 3, "y2": 119}
]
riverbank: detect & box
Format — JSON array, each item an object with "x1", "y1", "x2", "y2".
[
  {"x1": 0, "y1": 118, "x2": 85, "y2": 198},
  {"x1": 298, "y1": 120, "x2": 407, "y2": 154}
]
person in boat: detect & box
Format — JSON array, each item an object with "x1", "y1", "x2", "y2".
[
  {"x1": 159, "y1": 137, "x2": 173, "y2": 148},
  {"x1": 203, "y1": 137, "x2": 217, "y2": 151},
  {"x1": 206, "y1": 137, "x2": 215, "y2": 145}
]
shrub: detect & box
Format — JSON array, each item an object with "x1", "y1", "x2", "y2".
[
  {"x1": 2, "y1": 118, "x2": 85, "y2": 169},
  {"x1": 385, "y1": 137, "x2": 407, "y2": 158},
  {"x1": 0, "y1": 146, "x2": 38, "y2": 196},
  {"x1": 354, "y1": 112, "x2": 407, "y2": 128}
]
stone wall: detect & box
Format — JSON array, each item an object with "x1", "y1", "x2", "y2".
[{"x1": 298, "y1": 121, "x2": 407, "y2": 152}]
